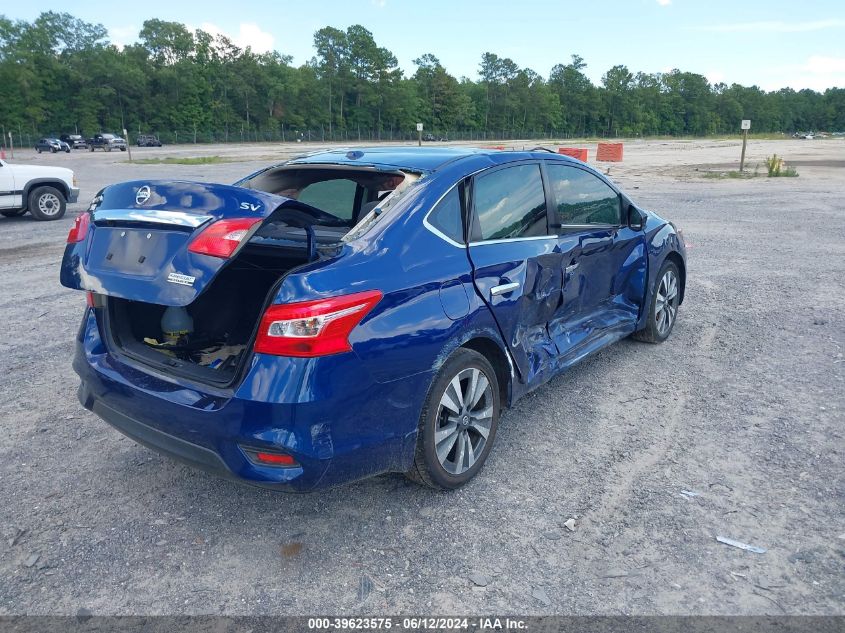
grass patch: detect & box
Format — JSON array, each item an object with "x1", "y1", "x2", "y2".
[
  {"x1": 129, "y1": 155, "x2": 230, "y2": 165},
  {"x1": 765, "y1": 154, "x2": 799, "y2": 177}
]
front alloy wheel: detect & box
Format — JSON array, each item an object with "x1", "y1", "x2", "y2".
[
  {"x1": 655, "y1": 268, "x2": 679, "y2": 337},
  {"x1": 634, "y1": 260, "x2": 681, "y2": 343},
  {"x1": 408, "y1": 348, "x2": 500, "y2": 489}
]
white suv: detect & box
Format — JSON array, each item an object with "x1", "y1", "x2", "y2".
[{"x1": 0, "y1": 158, "x2": 79, "y2": 221}]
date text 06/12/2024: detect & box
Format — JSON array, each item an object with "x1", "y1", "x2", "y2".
[{"x1": 307, "y1": 617, "x2": 528, "y2": 630}]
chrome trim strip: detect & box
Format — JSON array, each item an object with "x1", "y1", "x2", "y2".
[
  {"x1": 420, "y1": 166, "x2": 488, "y2": 249},
  {"x1": 93, "y1": 208, "x2": 214, "y2": 228},
  {"x1": 422, "y1": 215, "x2": 464, "y2": 248},
  {"x1": 421, "y1": 181, "x2": 466, "y2": 249},
  {"x1": 468, "y1": 235, "x2": 559, "y2": 246}
]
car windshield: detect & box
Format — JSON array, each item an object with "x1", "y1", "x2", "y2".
[{"x1": 102, "y1": 134, "x2": 115, "y2": 139}]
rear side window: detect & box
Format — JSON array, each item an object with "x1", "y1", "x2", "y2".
[
  {"x1": 473, "y1": 164, "x2": 547, "y2": 241},
  {"x1": 547, "y1": 164, "x2": 621, "y2": 225},
  {"x1": 296, "y1": 178, "x2": 358, "y2": 220},
  {"x1": 427, "y1": 186, "x2": 463, "y2": 243}
]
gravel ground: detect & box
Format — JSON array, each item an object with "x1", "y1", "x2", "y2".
[{"x1": 0, "y1": 139, "x2": 842, "y2": 615}]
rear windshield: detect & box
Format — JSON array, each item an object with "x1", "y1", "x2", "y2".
[{"x1": 239, "y1": 167, "x2": 411, "y2": 229}]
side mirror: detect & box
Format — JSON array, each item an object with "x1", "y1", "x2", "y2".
[{"x1": 626, "y1": 201, "x2": 646, "y2": 230}]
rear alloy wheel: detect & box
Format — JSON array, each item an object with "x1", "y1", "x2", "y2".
[
  {"x1": 407, "y1": 348, "x2": 500, "y2": 489},
  {"x1": 28, "y1": 186, "x2": 66, "y2": 221},
  {"x1": 634, "y1": 260, "x2": 680, "y2": 343}
]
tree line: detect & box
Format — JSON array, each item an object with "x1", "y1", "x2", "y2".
[{"x1": 1, "y1": 11, "x2": 843, "y2": 146}]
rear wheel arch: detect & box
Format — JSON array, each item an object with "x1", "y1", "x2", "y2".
[{"x1": 460, "y1": 336, "x2": 512, "y2": 408}]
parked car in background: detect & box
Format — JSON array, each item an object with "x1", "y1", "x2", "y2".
[
  {"x1": 88, "y1": 133, "x2": 127, "y2": 152},
  {"x1": 0, "y1": 158, "x2": 78, "y2": 220},
  {"x1": 60, "y1": 134, "x2": 88, "y2": 149},
  {"x1": 35, "y1": 138, "x2": 71, "y2": 153},
  {"x1": 136, "y1": 134, "x2": 162, "y2": 147},
  {"x1": 61, "y1": 147, "x2": 686, "y2": 491}
]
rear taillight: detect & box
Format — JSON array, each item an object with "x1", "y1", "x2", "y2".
[
  {"x1": 254, "y1": 290, "x2": 383, "y2": 357},
  {"x1": 66, "y1": 212, "x2": 90, "y2": 243},
  {"x1": 187, "y1": 217, "x2": 262, "y2": 258}
]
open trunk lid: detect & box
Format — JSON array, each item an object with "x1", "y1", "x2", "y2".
[{"x1": 60, "y1": 180, "x2": 308, "y2": 306}]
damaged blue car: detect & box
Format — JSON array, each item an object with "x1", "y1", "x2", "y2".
[{"x1": 60, "y1": 146, "x2": 686, "y2": 491}]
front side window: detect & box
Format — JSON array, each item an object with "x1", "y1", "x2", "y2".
[
  {"x1": 547, "y1": 164, "x2": 621, "y2": 226},
  {"x1": 473, "y1": 164, "x2": 547, "y2": 241},
  {"x1": 427, "y1": 186, "x2": 464, "y2": 243},
  {"x1": 296, "y1": 178, "x2": 357, "y2": 220}
]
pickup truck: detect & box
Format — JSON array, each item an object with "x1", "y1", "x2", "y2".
[
  {"x1": 88, "y1": 133, "x2": 127, "y2": 152},
  {"x1": 0, "y1": 159, "x2": 79, "y2": 220}
]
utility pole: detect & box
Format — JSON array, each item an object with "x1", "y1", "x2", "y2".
[{"x1": 740, "y1": 119, "x2": 751, "y2": 171}]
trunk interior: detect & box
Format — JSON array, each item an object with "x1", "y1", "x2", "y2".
[
  {"x1": 95, "y1": 165, "x2": 412, "y2": 385},
  {"x1": 106, "y1": 244, "x2": 312, "y2": 385}
]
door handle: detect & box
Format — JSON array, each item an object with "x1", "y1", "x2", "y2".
[
  {"x1": 565, "y1": 262, "x2": 579, "y2": 274},
  {"x1": 490, "y1": 282, "x2": 520, "y2": 297}
]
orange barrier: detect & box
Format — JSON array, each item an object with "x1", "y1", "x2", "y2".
[
  {"x1": 558, "y1": 147, "x2": 588, "y2": 162},
  {"x1": 596, "y1": 142, "x2": 623, "y2": 162},
  {"x1": 486, "y1": 145, "x2": 505, "y2": 150}
]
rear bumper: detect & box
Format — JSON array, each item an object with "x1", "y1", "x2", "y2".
[
  {"x1": 68, "y1": 187, "x2": 80, "y2": 203},
  {"x1": 80, "y1": 384, "x2": 236, "y2": 481},
  {"x1": 73, "y1": 309, "x2": 430, "y2": 491}
]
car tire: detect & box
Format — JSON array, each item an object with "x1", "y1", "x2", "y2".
[
  {"x1": 27, "y1": 186, "x2": 66, "y2": 221},
  {"x1": 1, "y1": 209, "x2": 27, "y2": 218},
  {"x1": 36, "y1": 148, "x2": 41, "y2": 153},
  {"x1": 407, "y1": 348, "x2": 500, "y2": 489},
  {"x1": 65, "y1": 148, "x2": 70, "y2": 153},
  {"x1": 51, "y1": 147, "x2": 57, "y2": 153},
  {"x1": 120, "y1": 147, "x2": 126, "y2": 151},
  {"x1": 633, "y1": 259, "x2": 681, "y2": 344}
]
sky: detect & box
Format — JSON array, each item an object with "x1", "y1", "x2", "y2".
[{"x1": 5, "y1": 0, "x2": 845, "y2": 91}]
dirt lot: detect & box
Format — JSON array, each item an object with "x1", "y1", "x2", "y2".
[{"x1": 0, "y1": 138, "x2": 843, "y2": 615}]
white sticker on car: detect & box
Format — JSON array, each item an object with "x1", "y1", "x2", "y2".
[{"x1": 167, "y1": 272, "x2": 196, "y2": 287}]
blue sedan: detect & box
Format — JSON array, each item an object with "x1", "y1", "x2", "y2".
[{"x1": 60, "y1": 147, "x2": 686, "y2": 490}]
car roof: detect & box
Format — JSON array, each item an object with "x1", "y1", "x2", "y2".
[{"x1": 287, "y1": 146, "x2": 583, "y2": 173}]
